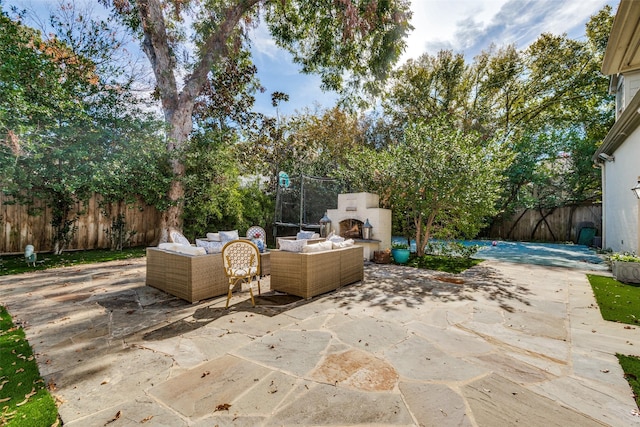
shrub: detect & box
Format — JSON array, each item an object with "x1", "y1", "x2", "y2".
[
  {"x1": 424, "y1": 241, "x2": 480, "y2": 259},
  {"x1": 608, "y1": 252, "x2": 640, "y2": 264}
]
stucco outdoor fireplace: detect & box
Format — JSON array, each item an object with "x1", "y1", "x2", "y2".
[{"x1": 326, "y1": 192, "x2": 391, "y2": 260}]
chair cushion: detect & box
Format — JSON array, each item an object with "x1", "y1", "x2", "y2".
[
  {"x1": 302, "y1": 240, "x2": 334, "y2": 253},
  {"x1": 159, "y1": 242, "x2": 206, "y2": 255},
  {"x1": 229, "y1": 266, "x2": 258, "y2": 276},
  {"x1": 279, "y1": 239, "x2": 307, "y2": 253},
  {"x1": 220, "y1": 230, "x2": 240, "y2": 242}
]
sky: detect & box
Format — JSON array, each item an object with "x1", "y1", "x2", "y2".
[
  {"x1": 5, "y1": 0, "x2": 619, "y2": 117},
  {"x1": 249, "y1": 0, "x2": 618, "y2": 116}
]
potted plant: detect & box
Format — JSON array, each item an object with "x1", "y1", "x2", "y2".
[
  {"x1": 391, "y1": 241, "x2": 411, "y2": 264},
  {"x1": 609, "y1": 252, "x2": 640, "y2": 284}
]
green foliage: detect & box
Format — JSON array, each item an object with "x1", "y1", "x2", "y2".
[
  {"x1": 265, "y1": 0, "x2": 412, "y2": 98},
  {"x1": 617, "y1": 354, "x2": 640, "y2": 409},
  {"x1": 391, "y1": 117, "x2": 509, "y2": 255},
  {"x1": 406, "y1": 255, "x2": 483, "y2": 274},
  {"x1": 105, "y1": 214, "x2": 137, "y2": 251},
  {"x1": 182, "y1": 129, "x2": 274, "y2": 240},
  {"x1": 391, "y1": 241, "x2": 409, "y2": 250},
  {"x1": 384, "y1": 50, "x2": 468, "y2": 125},
  {"x1": 587, "y1": 274, "x2": 640, "y2": 324},
  {"x1": 338, "y1": 116, "x2": 510, "y2": 256},
  {"x1": 380, "y1": 6, "x2": 614, "y2": 221},
  {"x1": 0, "y1": 8, "x2": 169, "y2": 253},
  {"x1": 92, "y1": 115, "x2": 173, "y2": 211},
  {"x1": 0, "y1": 305, "x2": 58, "y2": 426},
  {"x1": 95, "y1": 0, "x2": 413, "y2": 232},
  {"x1": 241, "y1": 106, "x2": 362, "y2": 195},
  {"x1": 424, "y1": 241, "x2": 480, "y2": 259},
  {"x1": 608, "y1": 252, "x2": 640, "y2": 264}
]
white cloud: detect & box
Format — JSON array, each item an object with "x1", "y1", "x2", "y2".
[
  {"x1": 248, "y1": 22, "x2": 281, "y2": 60},
  {"x1": 402, "y1": 0, "x2": 615, "y2": 61}
]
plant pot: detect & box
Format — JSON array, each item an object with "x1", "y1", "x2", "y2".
[
  {"x1": 373, "y1": 250, "x2": 391, "y2": 264},
  {"x1": 391, "y1": 248, "x2": 410, "y2": 264},
  {"x1": 613, "y1": 261, "x2": 640, "y2": 284}
]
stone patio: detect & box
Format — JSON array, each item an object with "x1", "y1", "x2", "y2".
[{"x1": 0, "y1": 257, "x2": 639, "y2": 426}]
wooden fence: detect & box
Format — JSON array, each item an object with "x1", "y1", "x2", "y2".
[
  {"x1": 1, "y1": 192, "x2": 602, "y2": 254},
  {"x1": 0, "y1": 194, "x2": 162, "y2": 254},
  {"x1": 483, "y1": 203, "x2": 602, "y2": 244}
]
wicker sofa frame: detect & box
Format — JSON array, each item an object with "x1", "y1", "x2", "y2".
[
  {"x1": 269, "y1": 245, "x2": 364, "y2": 299},
  {"x1": 146, "y1": 247, "x2": 228, "y2": 303},
  {"x1": 146, "y1": 247, "x2": 271, "y2": 303}
]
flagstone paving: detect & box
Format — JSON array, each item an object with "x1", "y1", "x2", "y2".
[{"x1": 1, "y1": 257, "x2": 639, "y2": 426}]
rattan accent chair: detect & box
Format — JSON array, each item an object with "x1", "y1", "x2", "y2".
[
  {"x1": 222, "y1": 240, "x2": 261, "y2": 308},
  {"x1": 246, "y1": 225, "x2": 267, "y2": 244}
]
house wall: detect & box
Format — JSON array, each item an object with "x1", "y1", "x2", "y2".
[{"x1": 601, "y1": 133, "x2": 640, "y2": 253}]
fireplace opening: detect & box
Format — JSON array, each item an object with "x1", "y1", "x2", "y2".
[{"x1": 340, "y1": 219, "x2": 364, "y2": 239}]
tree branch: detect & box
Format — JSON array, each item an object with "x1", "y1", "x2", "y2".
[{"x1": 181, "y1": 0, "x2": 262, "y2": 104}]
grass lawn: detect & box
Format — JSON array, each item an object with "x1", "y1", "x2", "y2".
[
  {"x1": 588, "y1": 274, "x2": 640, "y2": 409},
  {"x1": 587, "y1": 274, "x2": 640, "y2": 324},
  {"x1": 0, "y1": 247, "x2": 146, "y2": 276},
  {"x1": 404, "y1": 254, "x2": 483, "y2": 274},
  {"x1": 0, "y1": 305, "x2": 58, "y2": 426},
  {"x1": 617, "y1": 354, "x2": 640, "y2": 409}
]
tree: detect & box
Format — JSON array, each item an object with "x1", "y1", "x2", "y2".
[
  {"x1": 0, "y1": 11, "x2": 103, "y2": 253},
  {"x1": 384, "y1": 50, "x2": 468, "y2": 127},
  {"x1": 98, "y1": 0, "x2": 412, "y2": 238},
  {"x1": 1, "y1": 6, "x2": 169, "y2": 253},
  {"x1": 382, "y1": 6, "x2": 614, "y2": 230},
  {"x1": 340, "y1": 117, "x2": 509, "y2": 256},
  {"x1": 393, "y1": 118, "x2": 509, "y2": 255}
]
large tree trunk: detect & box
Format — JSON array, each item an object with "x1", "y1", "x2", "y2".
[
  {"x1": 159, "y1": 101, "x2": 195, "y2": 237},
  {"x1": 136, "y1": 0, "x2": 259, "y2": 241}
]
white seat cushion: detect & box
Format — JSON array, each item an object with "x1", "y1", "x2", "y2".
[
  {"x1": 229, "y1": 266, "x2": 258, "y2": 276},
  {"x1": 332, "y1": 239, "x2": 355, "y2": 249},
  {"x1": 302, "y1": 240, "x2": 334, "y2": 253}
]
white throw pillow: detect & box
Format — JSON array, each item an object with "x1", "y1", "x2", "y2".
[
  {"x1": 279, "y1": 239, "x2": 307, "y2": 253},
  {"x1": 328, "y1": 234, "x2": 345, "y2": 243},
  {"x1": 206, "y1": 232, "x2": 221, "y2": 241},
  {"x1": 296, "y1": 230, "x2": 315, "y2": 240},
  {"x1": 219, "y1": 230, "x2": 239, "y2": 242},
  {"x1": 303, "y1": 240, "x2": 333, "y2": 253},
  {"x1": 332, "y1": 239, "x2": 355, "y2": 249},
  {"x1": 196, "y1": 239, "x2": 224, "y2": 253},
  {"x1": 169, "y1": 230, "x2": 191, "y2": 246}
]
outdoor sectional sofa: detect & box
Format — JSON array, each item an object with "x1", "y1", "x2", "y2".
[
  {"x1": 146, "y1": 246, "x2": 271, "y2": 303},
  {"x1": 269, "y1": 244, "x2": 364, "y2": 299}
]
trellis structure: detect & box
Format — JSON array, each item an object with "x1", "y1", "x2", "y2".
[{"x1": 273, "y1": 174, "x2": 343, "y2": 238}]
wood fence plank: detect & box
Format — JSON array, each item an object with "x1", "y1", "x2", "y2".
[{"x1": 0, "y1": 193, "x2": 162, "y2": 253}]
